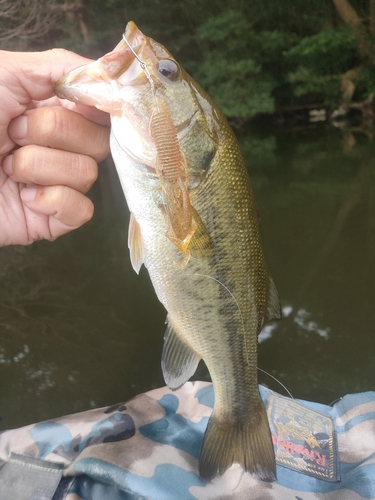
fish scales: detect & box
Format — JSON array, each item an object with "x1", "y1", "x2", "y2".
[{"x1": 55, "y1": 20, "x2": 281, "y2": 482}]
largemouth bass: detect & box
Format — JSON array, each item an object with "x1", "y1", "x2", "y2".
[{"x1": 55, "y1": 21, "x2": 281, "y2": 481}]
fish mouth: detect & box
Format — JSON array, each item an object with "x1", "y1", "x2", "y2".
[
  {"x1": 96, "y1": 21, "x2": 145, "y2": 80},
  {"x1": 55, "y1": 21, "x2": 146, "y2": 109},
  {"x1": 55, "y1": 21, "x2": 199, "y2": 183}
]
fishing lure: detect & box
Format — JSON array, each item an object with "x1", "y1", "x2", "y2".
[{"x1": 122, "y1": 33, "x2": 196, "y2": 267}]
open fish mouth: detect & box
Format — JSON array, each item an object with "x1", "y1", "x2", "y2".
[{"x1": 55, "y1": 22, "x2": 147, "y2": 108}]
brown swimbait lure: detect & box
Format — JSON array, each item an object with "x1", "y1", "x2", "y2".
[
  {"x1": 123, "y1": 34, "x2": 196, "y2": 267},
  {"x1": 150, "y1": 95, "x2": 197, "y2": 265}
]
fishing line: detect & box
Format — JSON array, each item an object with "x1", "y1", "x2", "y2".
[
  {"x1": 122, "y1": 33, "x2": 155, "y2": 94},
  {"x1": 194, "y1": 273, "x2": 250, "y2": 365},
  {"x1": 122, "y1": 31, "x2": 171, "y2": 253},
  {"x1": 195, "y1": 272, "x2": 294, "y2": 399},
  {"x1": 329, "y1": 397, "x2": 342, "y2": 406},
  {"x1": 257, "y1": 366, "x2": 294, "y2": 400}
]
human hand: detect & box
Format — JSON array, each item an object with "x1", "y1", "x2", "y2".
[{"x1": 0, "y1": 49, "x2": 110, "y2": 246}]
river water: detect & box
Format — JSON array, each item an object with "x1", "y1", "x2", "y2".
[{"x1": 0, "y1": 120, "x2": 374, "y2": 430}]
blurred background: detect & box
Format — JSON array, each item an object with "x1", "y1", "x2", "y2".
[{"x1": 0, "y1": 0, "x2": 374, "y2": 430}]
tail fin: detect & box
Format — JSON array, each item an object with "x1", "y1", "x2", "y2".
[{"x1": 199, "y1": 400, "x2": 276, "y2": 481}]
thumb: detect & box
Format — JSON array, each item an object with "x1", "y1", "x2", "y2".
[
  {"x1": 0, "y1": 49, "x2": 93, "y2": 159},
  {"x1": 3, "y1": 48, "x2": 93, "y2": 102}
]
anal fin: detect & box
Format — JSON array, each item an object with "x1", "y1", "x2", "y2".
[
  {"x1": 162, "y1": 316, "x2": 200, "y2": 390},
  {"x1": 265, "y1": 276, "x2": 282, "y2": 322}
]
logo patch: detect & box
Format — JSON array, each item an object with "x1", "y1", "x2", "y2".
[{"x1": 267, "y1": 394, "x2": 340, "y2": 481}]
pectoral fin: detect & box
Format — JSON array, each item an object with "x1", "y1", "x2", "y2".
[
  {"x1": 128, "y1": 213, "x2": 145, "y2": 274},
  {"x1": 162, "y1": 316, "x2": 201, "y2": 390},
  {"x1": 158, "y1": 203, "x2": 213, "y2": 258},
  {"x1": 265, "y1": 277, "x2": 282, "y2": 322},
  {"x1": 189, "y1": 207, "x2": 214, "y2": 257}
]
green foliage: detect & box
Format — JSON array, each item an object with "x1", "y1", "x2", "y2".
[
  {"x1": 187, "y1": 10, "x2": 297, "y2": 117},
  {"x1": 12, "y1": 0, "x2": 375, "y2": 117},
  {"x1": 352, "y1": 64, "x2": 375, "y2": 100},
  {"x1": 285, "y1": 27, "x2": 357, "y2": 75},
  {"x1": 288, "y1": 67, "x2": 343, "y2": 104},
  {"x1": 284, "y1": 27, "x2": 358, "y2": 104}
]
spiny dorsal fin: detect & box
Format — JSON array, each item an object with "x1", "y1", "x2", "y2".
[
  {"x1": 162, "y1": 316, "x2": 201, "y2": 390},
  {"x1": 128, "y1": 213, "x2": 145, "y2": 274},
  {"x1": 189, "y1": 206, "x2": 214, "y2": 257},
  {"x1": 265, "y1": 276, "x2": 282, "y2": 322}
]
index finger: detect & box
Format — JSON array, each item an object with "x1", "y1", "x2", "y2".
[
  {"x1": 2, "y1": 48, "x2": 94, "y2": 102},
  {"x1": 8, "y1": 106, "x2": 110, "y2": 163},
  {"x1": 34, "y1": 96, "x2": 111, "y2": 127}
]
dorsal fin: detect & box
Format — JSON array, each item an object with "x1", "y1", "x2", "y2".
[
  {"x1": 128, "y1": 213, "x2": 145, "y2": 274},
  {"x1": 265, "y1": 276, "x2": 282, "y2": 322},
  {"x1": 161, "y1": 316, "x2": 201, "y2": 390}
]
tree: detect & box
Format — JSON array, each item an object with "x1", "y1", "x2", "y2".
[
  {"x1": 3, "y1": 0, "x2": 374, "y2": 118},
  {"x1": 0, "y1": 0, "x2": 61, "y2": 48}
]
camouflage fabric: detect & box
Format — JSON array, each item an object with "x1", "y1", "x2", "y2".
[{"x1": 0, "y1": 382, "x2": 374, "y2": 499}]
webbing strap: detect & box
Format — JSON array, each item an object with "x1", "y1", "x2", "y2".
[{"x1": 0, "y1": 453, "x2": 64, "y2": 500}]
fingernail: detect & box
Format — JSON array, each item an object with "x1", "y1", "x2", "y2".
[
  {"x1": 9, "y1": 115, "x2": 28, "y2": 142},
  {"x1": 21, "y1": 187, "x2": 37, "y2": 203},
  {"x1": 2, "y1": 155, "x2": 13, "y2": 175}
]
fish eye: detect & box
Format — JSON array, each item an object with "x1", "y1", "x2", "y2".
[{"x1": 156, "y1": 59, "x2": 180, "y2": 81}]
